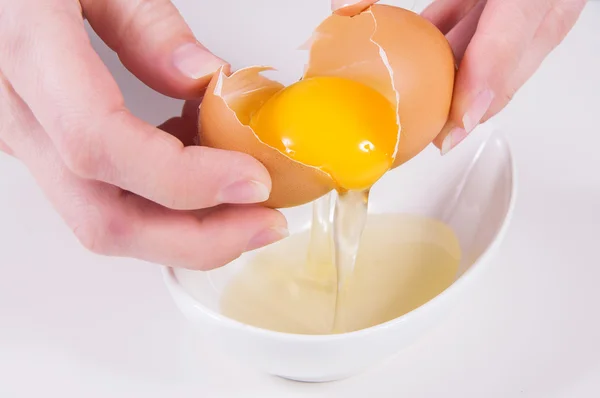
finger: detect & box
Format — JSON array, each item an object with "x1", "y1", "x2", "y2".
[
  {"x1": 0, "y1": 139, "x2": 13, "y2": 156},
  {"x1": 156, "y1": 99, "x2": 203, "y2": 145},
  {"x1": 0, "y1": 73, "x2": 288, "y2": 270},
  {"x1": 124, "y1": 199, "x2": 289, "y2": 270},
  {"x1": 445, "y1": 0, "x2": 487, "y2": 63},
  {"x1": 158, "y1": 98, "x2": 203, "y2": 146},
  {"x1": 332, "y1": 0, "x2": 379, "y2": 16},
  {"x1": 433, "y1": 0, "x2": 554, "y2": 154},
  {"x1": 496, "y1": 0, "x2": 588, "y2": 114},
  {"x1": 182, "y1": 99, "x2": 202, "y2": 122},
  {"x1": 81, "y1": 0, "x2": 228, "y2": 99},
  {"x1": 421, "y1": 0, "x2": 481, "y2": 34},
  {"x1": 158, "y1": 116, "x2": 197, "y2": 147},
  {"x1": 0, "y1": 2, "x2": 272, "y2": 210}
]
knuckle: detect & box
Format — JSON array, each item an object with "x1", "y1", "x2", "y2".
[
  {"x1": 158, "y1": 146, "x2": 213, "y2": 210},
  {"x1": 115, "y1": 0, "x2": 185, "y2": 53},
  {"x1": 71, "y1": 210, "x2": 111, "y2": 255},
  {"x1": 545, "y1": 0, "x2": 586, "y2": 44},
  {"x1": 59, "y1": 107, "x2": 126, "y2": 181},
  {"x1": 0, "y1": 2, "x2": 78, "y2": 69},
  {"x1": 59, "y1": 125, "x2": 101, "y2": 178},
  {"x1": 57, "y1": 109, "x2": 122, "y2": 181},
  {"x1": 71, "y1": 204, "x2": 131, "y2": 255},
  {"x1": 477, "y1": 30, "x2": 515, "y2": 62}
]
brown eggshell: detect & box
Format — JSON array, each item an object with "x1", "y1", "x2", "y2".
[
  {"x1": 332, "y1": 0, "x2": 379, "y2": 17},
  {"x1": 198, "y1": 5, "x2": 454, "y2": 209},
  {"x1": 304, "y1": 4, "x2": 455, "y2": 168},
  {"x1": 199, "y1": 67, "x2": 335, "y2": 208}
]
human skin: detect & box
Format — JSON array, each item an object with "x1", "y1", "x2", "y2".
[
  {"x1": 0, "y1": 0, "x2": 588, "y2": 270},
  {"x1": 0, "y1": 0, "x2": 288, "y2": 270},
  {"x1": 333, "y1": 0, "x2": 588, "y2": 153}
]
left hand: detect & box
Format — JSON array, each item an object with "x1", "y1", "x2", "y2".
[{"x1": 0, "y1": 0, "x2": 288, "y2": 270}]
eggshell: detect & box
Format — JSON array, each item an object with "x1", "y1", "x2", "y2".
[
  {"x1": 304, "y1": 5, "x2": 455, "y2": 168},
  {"x1": 198, "y1": 5, "x2": 455, "y2": 208},
  {"x1": 332, "y1": 0, "x2": 379, "y2": 17},
  {"x1": 199, "y1": 67, "x2": 335, "y2": 208}
]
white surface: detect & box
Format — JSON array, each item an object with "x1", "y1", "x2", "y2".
[
  {"x1": 1, "y1": 0, "x2": 599, "y2": 396},
  {"x1": 166, "y1": 127, "x2": 514, "y2": 382}
]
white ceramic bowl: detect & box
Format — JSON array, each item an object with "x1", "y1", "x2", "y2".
[{"x1": 163, "y1": 123, "x2": 516, "y2": 382}]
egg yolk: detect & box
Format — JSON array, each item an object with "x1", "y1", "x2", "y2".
[{"x1": 249, "y1": 76, "x2": 398, "y2": 191}]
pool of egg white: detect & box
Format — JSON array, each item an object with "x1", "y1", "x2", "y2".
[{"x1": 219, "y1": 192, "x2": 461, "y2": 335}]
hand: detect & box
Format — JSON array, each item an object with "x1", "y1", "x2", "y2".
[
  {"x1": 331, "y1": 0, "x2": 588, "y2": 153},
  {"x1": 423, "y1": 0, "x2": 587, "y2": 153},
  {"x1": 0, "y1": 0, "x2": 288, "y2": 270}
]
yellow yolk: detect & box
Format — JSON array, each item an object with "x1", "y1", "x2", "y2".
[{"x1": 249, "y1": 76, "x2": 398, "y2": 191}]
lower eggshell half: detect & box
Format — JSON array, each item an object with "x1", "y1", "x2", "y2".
[{"x1": 199, "y1": 67, "x2": 335, "y2": 209}]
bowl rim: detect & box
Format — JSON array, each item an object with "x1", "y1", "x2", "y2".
[{"x1": 162, "y1": 126, "x2": 518, "y2": 342}]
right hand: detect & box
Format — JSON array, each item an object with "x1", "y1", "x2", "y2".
[
  {"x1": 0, "y1": 0, "x2": 288, "y2": 270},
  {"x1": 332, "y1": 0, "x2": 587, "y2": 154}
]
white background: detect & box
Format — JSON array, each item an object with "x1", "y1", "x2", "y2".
[{"x1": 1, "y1": 0, "x2": 600, "y2": 396}]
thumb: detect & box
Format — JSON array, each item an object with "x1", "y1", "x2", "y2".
[{"x1": 82, "y1": 0, "x2": 229, "y2": 99}]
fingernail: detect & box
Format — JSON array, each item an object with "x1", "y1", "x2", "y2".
[
  {"x1": 173, "y1": 43, "x2": 227, "y2": 80},
  {"x1": 441, "y1": 127, "x2": 469, "y2": 155},
  {"x1": 218, "y1": 180, "x2": 270, "y2": 204},
  {"x1": 246, "y1": 227, "x2": 290, "y2": 252},
  {"x1": 440, "y1": 89, "x2": 495, "y2": 155},
  {"x1": 463, "y1": 89, "x2": 495, "y2": 133}
]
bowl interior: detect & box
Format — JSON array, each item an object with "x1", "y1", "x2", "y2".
[{"x1": 174, "y1": 123, "x2": 514, "y2": 320}]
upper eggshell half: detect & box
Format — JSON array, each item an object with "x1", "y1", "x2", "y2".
[
  {"x1": 304, "y1": 4, "x2": 455, "y2": 168},
  {"x1": 199, "y1": 67, "x2": 335, "y2": 208}
]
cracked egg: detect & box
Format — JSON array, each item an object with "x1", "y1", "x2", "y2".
[{"x1": 199, "y1": 4, "x2": 455, "y2": 208}]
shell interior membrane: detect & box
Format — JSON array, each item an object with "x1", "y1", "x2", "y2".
[
  {"x1": 212, "y1": 7, "x2": 401, "y2": 191},
  {"x1": 302, "y1": 7, "x2": 401, "y2": 160}
]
